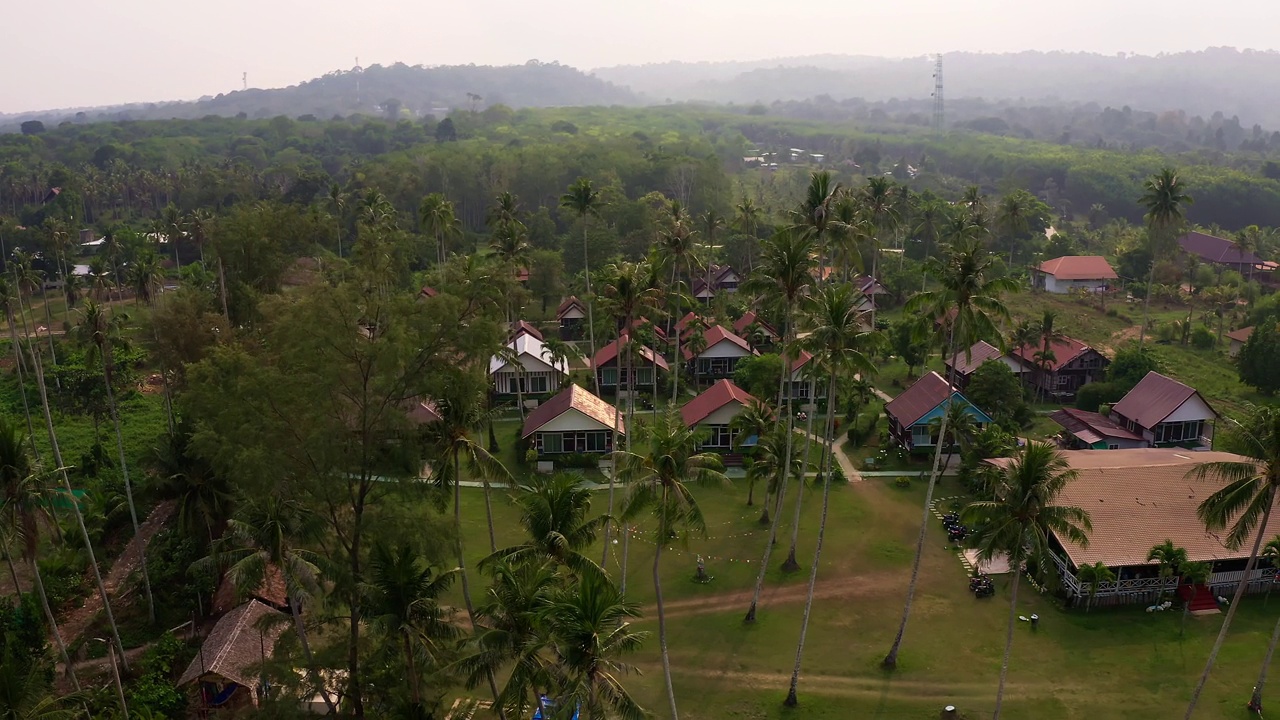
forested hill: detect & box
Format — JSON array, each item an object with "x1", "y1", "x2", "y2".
[
  {"x1": 3, "y1": 61, "x2": 637, "y2": 127},
  {"x1": 595, "y1": 48, "x2": 1280, "y2": 127}
]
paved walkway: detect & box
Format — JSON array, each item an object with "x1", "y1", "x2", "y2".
[
  {"x1": 854, "y1": 374, "x2": 894, "y2": 404},
  {"x1": 802, "y1": 431, "x2": 863, "y2": 483}
]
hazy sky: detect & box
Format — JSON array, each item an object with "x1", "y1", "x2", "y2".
[{"x1": 7, "y1": 0, "x2": 1280, "y2": 112}]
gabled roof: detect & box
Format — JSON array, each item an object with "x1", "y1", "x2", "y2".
[
  {"x1": 946, "y1": 341, "x2": 1005, "y2": 376},
  {"x1": 884, "y1": 371, "x2": 957, "y2": 428},
  {"x1": 212, "y1": 564, "x2": 289, "y2": 616},
  {"x1": 1226, "y1": 326, "x2": 1255, "y2": 344},
  {"x1": 419, "y1": 286, "x2": 439, "y2": 298},
  {"x1": 1112, "y1": 372, "x2": 1216, "y2": 430},
  {"x1": 404, "y1": 397, "x2": 443, "y2": 425},
  {"x1": 511, "y1": 320, "x2": 543, "y2": 341},
  {"x1": 1036, "y1": 255, "x2": 1118, "y2": 281},
  {"x1": 675, "y1": 311, "x2": 709, "y2": 334},
  {"x1": 681, "y1": 379, "x2": 756, "y2": 427},
  {"x1": 733, "y1": 311, "x2": 778, "y2": 338},
  {"x1": 521, "y1": 384, "x2": 623, "y2": 438},
  {"x1": 690, "y1": 265, "x2": 739, "y2": 295},
  {"x1": 682, "y1": 325, "x2": 755, "y2": 360},
  {"x1": 791, "y1": 350, "x2": 813, "y2": 374},
  {"x1": 631, "y1": 317, "x2": 667, "y2": 341},
  {"x1": 490, "y1": 333, "x2": 569, "y2": 375},
  {"x1": 852, "y1": 275, "x2": 888, "y2": 295},
  {"x1": 556, "y1": 296, "x2": 585, "y2": 318},
  {"x1": 1179, "y1": 231, "x2": 1265, "y2": 266},
  {"x1": 178, "y1": 600, "x2": 289, "y2": 688},
  {"x1": 1012, "y1": 336, "x2": 1101, "y2": 372},
  {"x1": 1049, "y1": 407, "x2": 1142, "y2": 445},
  {"x1": 593, "y1": 333, "x2": 670, "y2": 371}
]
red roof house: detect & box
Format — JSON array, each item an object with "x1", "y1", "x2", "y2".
[
  {"x1": 521, "y1": 384, "x2": 623, "y2": 455},
  {"x1": 1032, "y1": 256, "x2": 1118, "y2": 294}
]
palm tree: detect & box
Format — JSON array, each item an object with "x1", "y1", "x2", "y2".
[
  {"x1": 152, "y1": 425, "x2": 232, "y2": 550},
  {"x1": 741, "y1": 229, "x2": 815, "y2": 622},
  {"x1": 365, "y1": 542, "x2": 459, "y2": 716},
  {"x1": 1032, "y1": 311, "x2": 1067, "y2": 402},
  {"x1": 1139, "y1": 169, "x2": 1192, "y2": 347},
  {"x1": 75, "y1": 300, "x2": 155, "y2": 622},
  {"x1": 541, "y1": 572, "x2": 647, "y2": 720},
  {"x1": 732, "y1": 398, "x2": 776, "y2": 507},
  {"x1": 734, "y1": 197, "x2": 763, "y2": 271},
  {"x1": 11, "y1": 253, "x2": 55, "y2": 368},
  {"x1": 658, "y1": 206, "x2": 698, "y2": 401},
  {"x1": 963, "y1": 442, "x2": 1091, "y2": 720},
  {"x1": 1184, "y1": 404, "x2": 1280, "y2": 718},
  {"x1": 1146, "y1": 539, "x2": 1188, "y2": 597},
  {"x1": 617, "y1": 410, "x2": 729, "y2": 720},
  {"x1": 420, "y1": 193, "x2": 461, "y2": 266},
  {"x1": 1263, "y1": 536, "x2": 1280, "y2": 605},
  {"x1": 484, "y1": 474, "x2": 608, "y2": 580},
  {"x1": 561, "y1": 178, "x2": 604, "y2": 396},
  {"x1": 0, "y1": 278, "x2": 42, "y2": 462},
  {"x1": 928, "y1": 399, "x2": 979, "y2": 477},
  {"x1": 209, "y1": 494, "x2": 337, "y2": 714},
  {"x1": 128, "y1": 251, "x2": 164, "y2": 305},
  {"x1": 784, "y1": 283, "x2": 877, "y2": 707},
  {"x1": 328, "y1": 183, "x2": 347, "y2": 257},
  {"x1": 0, "y1": 659, "x2": 86, "y2": 720},
  {"x1": 996, "y1": 190, "x2": 1032, "y2": 266},
  {"x1": 885, "y1": 237, "x2": 1019, "y2": 669},
  {"x1": 700, "y1": 209, "x2": 727, "y2": 304},
  {"x1": 1251, "y1": 598, "x2": 1280, "y2": 713},
  {"x1": 789, "y1": 172, "x2": 843, "y2": 282},
  {"x1": 742, "y1": 427, "x2": 799, "y2": 527},
  {"x1": 862, "y1": 177, "x2": 900, "y2": 328},
  {"x1": 912, "y1": 199, "x2": 947, "y2": 284},
  {"x1": 1075, "y1": 561, "x2": 1115, "y2": 612}
]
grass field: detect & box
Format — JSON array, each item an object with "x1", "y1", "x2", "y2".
[{"x1": 443, "y1": 460, "x2": 1280, "y2": 720}]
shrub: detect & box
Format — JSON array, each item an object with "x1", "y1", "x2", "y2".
[
  {"x1": 1191, "y1": 326, "x2": 1216, "y2": 350},
  {"x1": 894, "y1": 476, "x2": 911, "y2": 488},
  {"x1": 523, "y1": 447, "x2": 539, "y2": 465},
  {"x1": 556, "y1": 453, "x2": 600, "y2": 469},
  {"x1": 1105, "y1": 308, "x2": 1118, "y2": 317},
  {"x1": 1075, "y1": 381, "x2": 1123, "y2": 413}
]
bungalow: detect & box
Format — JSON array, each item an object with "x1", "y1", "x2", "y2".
[
  {"x1": 178, "y1": 600, "x2": 289, "y2": 711},
  {"x1": 593, "y1": 333, "x2": 670, "y2": 393},
  {"x1": 733, "y1": 311, "x2": 779, "y2": 349},
  {"x1": 1111, "y1": 372, "x2": 1216, "y2": 448},
  {"x1": 1031, "y1": 256, "x2": 1118, "y2": 294},
  {"x1": 852, "y1": 274, "x2": 888, "y2": 312},
  {"x1": 944, "y1": 341, "x2": 1023, "y2": 389},
  {"x1": 691, "y1": 265, "x2": 742, "y2": 302},
  {"x1": 683, "y1": 325, "x2": 757, "y2": 381},
  {"x1": 675, "y1": 311, "x2": 713, "y2": 340},
  {"x1": 1049, "y1": 407, "x2": 1145, "y2": 450},
  {"x1": 681, "y1": 379, "x2": 756, "y2": 454},
  {"x1": 1227, "y1": 326, "x2": 1254, "y2": 357},
  {"x1": 884, "y1": 371, "x2": 991, "y2": 451},
  {"x1": 789, "y1": 351, "x2": 820, "y2": 405},
  {"x1": 991, "y1": 449, "x2": 1278, "y2": 608},
  {"x1": 489, "y1": 332, "x2": 569, "y2": 397},
  {"x1": 556, "y1": 296, "x2": 587, "y2": 340},
  {"x1": 1010, "y1": 336, "x2": 1108, "y2": 400},
  {"x1": 1179, "y1": 231, "x2": 1276, "y2": 276},
  {"x1": 521, "y1": 384, "x2": 623, "y2": 456}
]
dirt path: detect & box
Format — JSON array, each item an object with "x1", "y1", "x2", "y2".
[
  {"x1": 642, "y1": 570, "x2": 905, "y2": 620},
  {"x1": 57, "y1": 500, "x2": 176, "y2": 648},
  {"x1": 669, "y1": 667, "x2": 1053, "y2": 703}
]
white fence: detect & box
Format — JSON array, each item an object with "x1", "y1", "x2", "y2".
[{"x1": 1048, "y1": 552, "x2": 1278, "y2": 607}]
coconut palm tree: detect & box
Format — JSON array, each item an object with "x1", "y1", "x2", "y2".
[
  {"x1": 963, "y1": 442, "x2": 1091, "y2": 720},
  {"x1": 885, "y1": 237, "x2": 1018, "y2": 670},
  {"x1": 1146, "y1": 540, "x2": 1188, "y2": 597},
  {"x1": 789, "y1": 172, "x2": 843, "y2": 282},
  {"x1": 0, "y1": 278, "x2": 42, "y2": 460},
  {"x1": 617, "y1": 410, "x2": 729, "y2": 720},
  {"x1": 734, "y1": 196, "x2": 763, "y2": 271},
  {"x1": 420, "y1": 193, "x2": 460, "y2": 266},
  {"x1": 928, "y1": 399, "x2": 979, "y2": 477},
  {"x1": 742, "y1": 427, "x2": 800, "y2": 528},
  {"x1": 484, "y1": 474, "x2": 608, "y2": 581},
  {"x1": 0, "y1": 658, "x2": 86, "y2": 720},
  {"x1": 784, "y1": 283, "x2": 878, "y2": 707},
  {"x1": 862, "y1": 177, "x2": 900, "y2": 328},
  {"x1": 1139, "y1": 169, "x2": 1192, "y2": 347},
  {"x1": 75, "y1": 300, "x2": 155, "y2": 622},
  {"x1": 365, "y1": 542, "x2": 459, "y2": 716},
  {"x1": 658, "y1": 206, "x2": 698, "y2": 400},
  {"x1": 1184, "y1": 404, "x2": 1280, "y2": 718},
  {"x1": 328, "y1": 183, "x2": 347, "y2": 257},
  {"x1": 913, "y1": 198, "x2": 948, "y2": 288},
  {"x1": 732, "y1": 398, "x2": 777, "y2": 507},
  {"x1": 128, "y1": 251, "x2": 164, "y2": 305},
  {"x1": 996, "y1": 190, "x2": 1033, "y2": 266},
  {"x1": 1264, "y1": 536, "x2": 1280, "y2": 606},
  {"x1": 741, "y1": 229, "x2": 815, "y2": 622},
  {"x1": 561, "y1": 178, "x2": 604, "y2": 396},
  {"x1": 1075, "y1": 561, "x2": 1115, "y2": 611}
]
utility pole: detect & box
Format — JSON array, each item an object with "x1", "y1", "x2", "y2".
[{"x1": 932, "y1": 54, "x2": 945, "y2": 134}]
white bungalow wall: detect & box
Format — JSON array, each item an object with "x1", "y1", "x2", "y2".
[{"x1": 701, "y1": 339, "x2": 752, "y2": 359}]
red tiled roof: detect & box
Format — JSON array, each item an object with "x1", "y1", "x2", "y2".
[
  {"x1": 791, "y1": 350, "x2": 813, "y2": 374},
  {"x1": 682, "y1": 325, "x2": 755, "y2": 360},
  {"x1": 884, "y1": 371, "x2": 955, "y2": 428},
  {"x1": 419, "y1": 286, "x2": 439, "y2": 298},
  {"x1": 631, "y1": 317, "x2": 667, "y2": 341},
  {"x1": 592, "y1": 333, "x2": 670, "y2": 371},
  {"x1": 946, "y1": 341, "x2": 1004, "y2": 376},
  {"x1": 675, "y1": 311, "x2": 706, "y2": 334},
  {"x1": 1049, "y1": 407, "x2": 1142, "y2": 445},
  {"x1": 1012, "y1": 336, "x2": 1097, "y2": 372},
  {"x1": 1036, "y1": 255, "x2": 1118, "y2": 281},
  {"x1": 521, "y1": 384, "x2": 623, "y2": 438},
  {"x1": 733, "y1": 311, "x2": 778, "y2": 338},
  {"x1": 556, "y1": 296, "x2": 585, "y2": 318},
  {"x1": 681, "y1": 379, "x2": 756, "y2": 427},
  {"x1": 1112, "y1": 371, "x2": 1215, "y2": 430},
  {"x1": 1179, "y1": 232, "x2": 1266, "y2": 266},
  {"x1": 1226, "y1": 326, "x2": 1254, "y2": 343},
  {"x1": 511, "y1": 320, "x2": 543, "y2": 341}
]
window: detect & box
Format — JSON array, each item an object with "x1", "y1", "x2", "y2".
[
  {"x1": 529, "y1": 375, "x2": 549, "y2": 393},
  {"x1": 707, "y1": 425, "x2": 736, "y2": 448},
  {"x1": 539, "y1": 433, "x2": 563, "y2": 454},
  {"x1": 1156, "y1": 420, "x2": 1204, "y2": 444},
  {"x1": 601, "y1": 367, "x2": 618, "y2": 386},
  {"x1": 636, "y1": 367, "x2": 653, "y2": 385},
  {"x1": 792, "y1": 381, "x2": 811, "y2": 399},
  {"x1": 911, "y1": 424, "x2": 933, "y2": 446},
  {"x1": 1057, "y1": 375, "x2": 1072, "y2": 388},
  {"x1": 587, "y1": 431, "x2": 608, "y2": 452}
]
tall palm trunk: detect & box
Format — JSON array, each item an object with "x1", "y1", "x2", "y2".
[
  {"x1": 453, "y1": 456, "x2": 503, "y2": 712},
  {"x1": 746, "y1": 301, "x2": 795, "y2": 622},
  {"x1": 3, "y1": 538, "x2": 19, "y2": 592},
  {"x1": 993, "y1": 565, "x2": 1023, "y2": 719},
  {"x1": 28, "y1": 339, "x2": 128, "y2": 669},
  {"x1": 102, "y1": 344, "x2": 155, "y2": 623},
  {"x1": 782, "y1": 390, "x2": 817, "y2": 572},
  {"x1": 654, "y1": 494, "x2": 680, "y2": 720},
  {"x1": 884, "y1": 323, "x2": 957, "y2": 669},
  {"x1": 291, "y1": 594, "x2": 338, "y2": 715},
  {"x1": 1185, "y1": 500, "x2": 1274, "y2": 719},
  {"x1": 1140, "y1": 261, "x2": 1155, "y2": 347},
  {"x1": 869, "y1": 243, "x2": 880, "y2": 330},
  {"x1": 32, "y1": 556, "x2": 80, "y2": 691},
  {"x1": 482, "y1": 477, "x2": 497, "y2": 554},
  {"x1": 603, "y1": 346, "x2": 622, "y2": 569},
  {"x1": 7, "y1": 313, "x2": 41, "y2": 462},
  {"x1": 1251, "y1": 615, "x2": 1280, "y2": 712},
  {"x1": 784, "y1": 375, "x2": 837, "y2": 706},
  {"x1": 583, "y1": 223, "x2": 599, "y2": 398},
  {"x1": 668, "y1": 263, "x2": 680, "y2": 404},
  {"x1": 39, "y1": 290, "x2": 57, "y2": 371}
]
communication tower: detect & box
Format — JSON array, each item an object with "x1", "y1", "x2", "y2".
[
  {"x1": 242, "y1": 72, "x2": 247, "y2": 91},
  {"x1": 931, "y1": 55, "x2": 945, "y2": 133}
]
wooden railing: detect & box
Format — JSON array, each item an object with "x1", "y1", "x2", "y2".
[{"x1": 1048, "y1": 551, "x2": 1279, "y2": 605}]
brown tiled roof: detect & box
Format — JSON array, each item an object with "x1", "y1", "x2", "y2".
[
  {"x1": 592, "y1": 333, "x2": 670, "y2": 371},
  {"x1": 1226, "y1": 326, "x2": 1255, "y2": 344},
  {"x1": 885, "y1": 371, "x2": 955, "y2": 428},
  {"x1": 511, "y1": 320, "x2": 543, "y2": 341},
  {"x1": 212, "y1": 564, "x2": 289, "y2": 616},
  {"x1": 521, "y1": 384, "x2": 623, "y2": 438},
  {"x1": 947, "y1": 341, "x2": 1004, "y2": 376},
  {"x1": 682, "y1": 325, "x2": 755, "y2": 361},
  {"x1": 1036, "y1": 255, "x2": 1118, "y2": 281},
  {"x1": 404, "y1": 397, "x2": 443, "y2": 425},
  {"x1": 419, "y1": 286, "x2": 439, "y2": 298},
  {"x1": 178, "y1": 600, "x2": 289, "y2": 688},
  {"x1": 1049, "y1": 408, "x2": 1142, "y2": 445},
  {"x1": 852, "y1": 275, "x2": 888, "y2": 295},
  {"x1": 987, "y1": 449, "x2": 1265, "y2": 568},
  {"x1": 1179, "y1": 231, "x2": 1265, "y2": 266},
  {"x1": 1012, "y1": 336, "x2": 1099, "y2": 372},
  {"x1": 556, "y1": 296, "x2": 585, "y2": 318},
  {"x1": 791, "y1": 350, "x2": 813, "y2": 374},
  {"x1": 733, "y1": 311, "x2": 778, "y2": 338},
  {"x1": 681, "y1": 379, "x2": 756, "y2": 427},
  {"x1": 1112, "y1": 372, "x2": 1215, "y2": 430},
  {"x1": 690, "y1": 265, "x2": 738, "y2": 295}
]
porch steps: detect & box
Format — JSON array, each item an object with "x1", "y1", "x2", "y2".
[{"x1": 1178, "y1": 583, "x2": 1221, "y2": 615}]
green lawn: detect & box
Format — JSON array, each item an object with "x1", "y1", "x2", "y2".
[{"x1": 440, "y1": 465, "x2": 1280, "y2": 719}]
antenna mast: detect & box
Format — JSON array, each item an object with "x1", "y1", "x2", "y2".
[
  {"x1": 242, "y1": 72, "x2": 247, "y2": 91},
  {"x1": 354, "y1": 56, "x2": 362, "y2": 104},
  {"x1": 931, "y1": 54, "x2": 945, "y2": 133}
]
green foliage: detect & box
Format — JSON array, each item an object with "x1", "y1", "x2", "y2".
[
  {"x1": 1075, "y1": 381, "x2": 1124, "y2": 413},
  {"x1": 894, "y1": 476, "x2": 911, "y2": 488},
  {"x1": 1106, "y1": 344, "x2": 1161, "y2": 392},
  {"x1": 127, "y1": 632, "x2": 188, "y2": 717},
  {"x1": 964, "y1": 361, "x2": 1031, "y2": 430},
  {"x1": 1238, "y1": 322, "x2": 1280, "y2": 394},
  {"x1": 732, "y1": 353, "x2": 782, "y2": 399},
  {"x1": 1190, "y1": 325, "x2": 1216, "y2": 349},
  {"x1": 889, "y1": 319, "x2": 928, "y2": 376}
]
